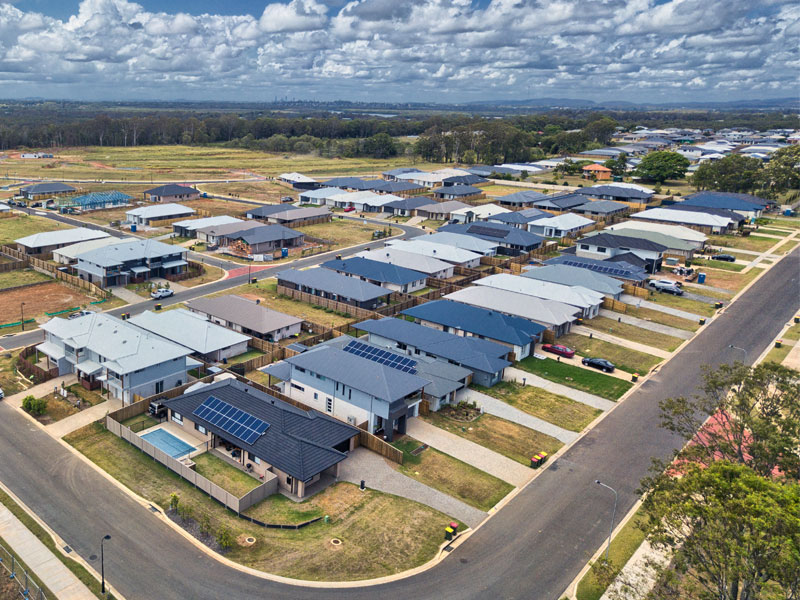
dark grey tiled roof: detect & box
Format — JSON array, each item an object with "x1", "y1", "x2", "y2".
[
  {"x1": 144, "y1": 184, "x2": 197, "y2": 196},
  {"x1": 276, "y1": 268, "x2": 389, "y2": 302},
  {"x1": 321, "y1": 257, "x2": 426, "y2": 285}
]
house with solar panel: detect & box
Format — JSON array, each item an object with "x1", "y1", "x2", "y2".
[{"x1": 161, "y1": 379, "x2": 360, "y2": 498}]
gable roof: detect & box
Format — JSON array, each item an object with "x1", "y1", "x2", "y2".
[
  {"x1": 438, "y1": 222, "x2": 545, "y2": 248},
  {"x1": 385, "y1": 239, "x2": 482, "y2": 265},
  {"x1": 230, "y1": 225, "x2": 304, "y2": 245},
  {"x1": 521, "y1": 264, "x2": 624, "y2": 296},
  {"x1": 276, "y1": 267, "x2": 389, "y2": 302},
  {"x1": 321, "y1": 256, "x2": 426, "y2": 286},
  {"x1": 575, "y1": 185, "x2": 652, "y2": 200},
  {"x1": 475, "y1": 273, "x2": 604, "y2": 310},
  {"x1": 579, "y1": 231, "x2": 668, "y2": 252},
  {"x1": 604, "y1": 220, "x2": 708, "y2": 243},
  {"x1": 129, "y1": 309, "x2": 250, "y2": 355},
  {"x1": 163, "y1": 379, "x2": 358, "y2": 482},
  {"x1": 444, "y1": 286, "x2": 579, "y2": 327},
  {"x1": 126, "y1": 202, "x2": 195, "y2": 219},
  {"x1": 246, "y1": 204, "x2": 301, "y2": 218},
  {"x1": 185, "y1": 295, "x2": 302, "y2": 335},
  {"x1": 144, "y1": 184, "x2": 197, "y2": 197},
  {"x1": 545, "y1": 254, "x2": 649, "y2": 282},
  {"x1": 424, "y1": 232, "x2": 501, "y2": 254},
  {"x1": 16, "y1": 227, "x2": 109, "y2": 249},
  {"x1": 356, "y1": 247, "x2": 453, "y2": 275}
]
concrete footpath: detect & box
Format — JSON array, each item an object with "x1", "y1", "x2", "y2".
[
  {"x1": 47, "y1": 398, "x2": 123, "y2": 438},
  {"x1": 502, "y1": 367, "x2": 615, "y2": 411},
  {"x1": 0, "y1": 505, "x2": 94, "y2": 600},
  {"x1": 571, "y1": 325, "x2": 672, "y2": 359}
]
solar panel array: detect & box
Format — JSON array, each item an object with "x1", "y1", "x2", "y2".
[
  {"x1": 343, "y1": 340, "x2": 418, "y2": 374},
  {"x1": 467, "y1": 224, "x2": 507, "y2": 239},
  {"x1": 192, "y1": 396, "x2": 269, "y2": 445},
  {"x1": 560, "y1": 258, "x2": 635, "y2": 278}
]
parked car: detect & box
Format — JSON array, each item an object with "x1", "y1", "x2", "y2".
[
  {"x1": 582, "y1": 357, "x2": 616, "y2": 373},
  {"x1": 649, "y1": 280, "x2": 684, "y2": 295},
  {"x1": 343, "y1": 207, "x2": 356, "y2": 212},
  {"x1": 0, "y1": 387, "x2": 4, "y2": 401},
  {"x1": 68, "y1": 310, "x2": 95, "y2": 320},
  {"x1": 541, "y1": 344, "x2": 576, "y2": 358},
  {"x1": 150, "y1": 288, "x2": 174, "y2": 299},
  {"x1": 649, "y1": 279, "x2": 682, "y2": 288},
  {"x1": 712, "y1": 254, "x2": 736, "y2": 262}
]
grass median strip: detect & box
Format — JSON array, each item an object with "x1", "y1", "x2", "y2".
[
  {"x1": 392, "y1": 437, "x2": 514, "y2": 511},
  {"x1": 516, "y1": 357, "x2": 633, "y2": 401},
  {"x1": 581, "y1": 316, "x2": 683, "y2": 352}
]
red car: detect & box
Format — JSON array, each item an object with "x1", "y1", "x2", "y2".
[
  {"x1": 343, "y1": 206, "x2": 356, "y2": 212},
  {"x1": 541, "y1": 344, "x2": 575, "y2": 358}
]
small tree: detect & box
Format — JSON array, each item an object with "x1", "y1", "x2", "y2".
[
  {"x1": 22, "y1": 395, "x2": 47, "y2": 416},
  {"x1": 216, "y1": 526, "x2": 234, "y2": 550},
  {"x1": 169, "y1": 493, "x2": 179, "y2": 511}
]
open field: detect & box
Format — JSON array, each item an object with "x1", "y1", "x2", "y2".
[
  {"x1": 392, "y1": 437, "x2": 514, "y2": 511},
  {"x1": 199, "y1": 181, "x2": 293, "y2": 203},
  {"x1": 581, "y1": 316, "x2": 683, "y2": 351},
  {"x1": 0, "y1": 213, "x2": 69, "y2": 245},
  {"x1": 474, "y1": 381, "x2": 601, "y2": 432},
  {"x1": 192, "y1": 453, "x2": 262, "y2": 497},
  {"x1": 713, "y1": 234, "x2": 779, "y2": 253},
  {"x1": 558, "y1": 333, "x2": 664, "y2": 375},
  {"x1": 65, "y1": 422, "x2": 454, "y2": 581},
  {"x1": 481, "y1": 184, "x2": 532, "y2": 196},
  {"x1": 0, "y1": 268, "x2": 51, "y2": 290},
  {"x1": 423, "y1": 411, "x2": 563, "y2": 465},
  {"x1": 0, "y1": 281, "x2": 96, "y2": 324},
  {"x1": 516, "y1": 356, "x2": 633, "y2": 400},
  {"x1": 296, "y1": 219, "x2": 382, "y2": 249},
  {"x1": 181, "y1": 197, "x2": 254, "y2": 217}
]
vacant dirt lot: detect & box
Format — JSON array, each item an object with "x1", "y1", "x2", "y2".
[{"x1": 0, "y1": 282, "x2": 96, "y2": 323}]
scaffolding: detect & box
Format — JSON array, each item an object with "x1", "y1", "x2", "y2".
[{"x1": 57, "y1": 190, "x2": 133, "y2": 211}]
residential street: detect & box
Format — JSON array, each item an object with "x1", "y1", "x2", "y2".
[{"x1": 0, "y1": 247, "x2": 795, "y2": 600}]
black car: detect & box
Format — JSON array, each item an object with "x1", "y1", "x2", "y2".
[
  {"x1": 582, "y1": 357, "x2": 616, "y2": 373},
  {"x1": 712, "y1": 254, "x2": 736, "y2": 262}
]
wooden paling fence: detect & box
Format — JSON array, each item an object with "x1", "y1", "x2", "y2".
[
  {"x1": 1, "y1": 245, "x2": 108, "y2": 298},
  {"x1": 602, "y1": 297, "x2": 628, "y2": 313},
  {"x1": 622, "y1": 283, "x2": 650, "y2": 298}
]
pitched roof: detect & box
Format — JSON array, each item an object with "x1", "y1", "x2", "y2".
[
  {"x1": 488, "y1": 208, "x2": 549, "y2": 225},
  {"x1": 321, "y1": 177, "x2": 376, "y2": 190},
  {"x1": 128, "y1": 309, "x2": 250, "y2": 355},
  {"x1": 605, "y1": 220, "x2": 708, "y2": 243},
  {"x1": 264, "y1": 207, "x2": 330, "y2": 221},
  {"x1": 594, "y1": 227, "x2": 694, "y2": 252},
  {"x1": 424, "y1": 232, "x2": 501, "y2": 254},
  {"x1": 321, "y1": 256, "x2": 427, "y2": 286},
  {"x1": 276, "y1": 267, "x2": 389, "y2": 302},
  {"x1": 401, "y1": 300, "x2": 546, "y2": 346},
  {"x1": 572, "y1": 200, "x2": 629, "y2": 214},
  {"x1": 20, "y1": 182, "x2": 76, "y2": 194},
  {"x1": 532, "y1": 193, "x2": 588, "y2": 210},
  {"x1": 579, "y1": 231, "x2": 668, "y2": 252},
  {"x1": 355, "y1": 248, "x2": 453, "y2": 275},
  {"x1": 75, "y1": 238, "x2": 184, "y2": 266},
  {"x1": 172, "y1": 215, "x2": 243, "y2": 231},
  {"x1": 383, "y1": 196, "x2": 433, "y2": 211},
  {"x1": 438, "y1": 222, "x2": 545, "y2": 248},
  {"x1": 15, "y1": 226, "x2": 109, "y2": 248},
  {"x1": 185, "y1": 295, "x2": 302, "y2": 335},
  {"x1": 382, "y1": 167, "x2": 422, "y2": 177},
  {"x1": 681, "y1": 192, "x2": 767, "y2": 211},
  {"x1": 545, "y1": 254, "x2": 649, "y2": 282},
  {"x1": 385, "y1": 239, "x2": 482, "y2": 265},
  {"x1": 433, "y1": 185, "x2": 482, "y2": 197},
  {"x1": 631, "y1": 207, "x2": 734, "y2": 228},
  {"x1": 450, "y1": 203, "x2": 511, "y2": 219},
  {"x1": 52, "y1": 236, "x2": 135, "y2": 261},
  {"x1": 495, "y1": 190, "x2": 549, "y2": 205},
  {"x1": 143, "y1": 184, "x2": 197, "y2": 196},
  {"x1": 126, "y1": 202, "x2": 195, "y2": 219},
  {"x1": 299, "y1": 187, "x2": 346, "y2": 199},
  {"x1": 416, "y1": 200, "x2": 472, "y2": 214},
  {"x1": 196, "y1": 220, "x2": 264, "y2": 238},
  {"x1": 246, "y1": 204, "x2": 301, "y2": 218},
  {"x1": 529, "y1": 213, "x2": 595, "y2": 230},
  {"x1": 163, "y1": 379, "x2": 358, "y2": 482},
  {"x1": 230, "y1": 224, "x2": 304, "y2": 245},
  {"x1": 521, "y1": 264, "x2": 623, "y2": 296},
  {"x1": 575, "y1": 185, "x2": 652, "y2": 200},
  {"x1": 582, "y1": 164, "x2": 612, "y2": 171},
  {"x1": 366, "y1": 180, "x2": 423, "y2": 193},
  {"x1": 279, "y1": 172, "x2": 317, "y2": 183},
  {"x1": 442, "y1": 174, "x2": 488, "y2": 185},
  {"x1": 444, "y1": 286, "x2": 579, "y2": 327},
  {"x1": 660, "y1": 203, "x2": 745, "y2": 223},
  {"x1": 475, "y1": 273, "x2": 604, "y2": 310}
]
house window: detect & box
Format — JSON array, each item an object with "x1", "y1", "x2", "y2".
[
  {"x1": 580, "y1": 244, "x2": 590, "y2": 250},
  {"x1": 172, "y1": 411, "x2": 183, "y2": 424},
  {"x1": 195, "y1": 423, "x2": 207, "y2": 435},
  {"x1": 296, "y1": 367, "x2": 305, "y2": 373},
  {"x1": 247, "y1": 452, "x2": 261, "y2": 465},
  {"x1": 326, "y1": 397, "x2": 333, "y2": 413},
  {"x1": 155, "y1": 381, "x2": 164, "y2": 394},
  {"x1": 348, "y1": 389, "x2": 352, "y2": 400},
  {"x1": 291, "y1": 383, "x2": 305, "y2": 392},
  {"x1": 314, "y1": 392, "x2": 318, "y2": 400},
  {"x1": 597, "y1": 247, "x2": 607, "y2": 253}
]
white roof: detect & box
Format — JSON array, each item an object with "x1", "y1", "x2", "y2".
[
  {"x1": 631, "y1": 208, "x2": 732, "y2": 228},
  {"x1": 126, "y1": 203, "x2": 195, "y2": 219},
  {"x1": 0, "y1": 203, "x2": 9, "y2": 212},
  {"x1": 172, "y1": 215, "x2": 242, "y2": 231},
  {"x1": 424, "y1": 232, "x2": 500, "y2": 254},
  {"x1": 300, "y1": 187, "x2": 346, "y2": 199},
  {"x1": 15, "y1": 227, "x2": 109, "y2": 249},
  {"x1": 76, "y1": 238, "x2": 185, "y2": 267},
  {"x1": 280, "y1": 172, "x2": 317, "y2": 183},
  {"x1": 451, "y1": 203, "x2": 511, "y2": 219},
  {"x1": 329, "y1": 190, "x2": 395, "y2": 207},
  {"x1": 445, "y1": 286, "x2": 579, "y2": 327},
  {"x1": 40, "y1": 313, "x2": 191, "y2": 375},
  {"x1": 529, "y1": 213, "x2": 595, "y2": 230},
  {"x1": 355, "y1": 247, "x2": 453, "y2": 275},
  {"x1": 395, "y1": 168, "x2": 470, "y2": 185},
  {"x1": 602, "y1": 182, "x2": 655, "y2": 194},
  {"x1": 475, "y1": 273, "x2": 604, "y2": 310},
  {"x1": 52, "y1": 236, "x2": 136, "y2": 261},
  {"x1": 605, "y1": 220, "x2": 708, "y2": 243},
  {"x1": 385, "y1": 239, "x2": 482, "y2": 265},
  {"x1": 497, "y1": 163, "x2": 547, "y2": 172},
  {"x1": 129, "y1": 309, "x2": 250, "y2": 355}
]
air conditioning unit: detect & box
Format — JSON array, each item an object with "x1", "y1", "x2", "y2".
[{"x1": 347, "y1": 415, "x2": 357, "y2": 425}]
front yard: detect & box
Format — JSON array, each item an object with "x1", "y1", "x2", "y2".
[
  {"x1": 693, "y1": 267, "x2": 763, "y2": 293},
  {"x1": 645, "y1": 290, "x2": 716, "y2": 317},
  {"x1": 516, "y1": 356, "x2": 633, "y2": 401},
  {"x1": 580, "y1": 316, "x2": 683, "y2": 352},
  {"x1": 619, "y1": 305, "x2": 700, "y2": 332},
  {"x1": 295, "y1": 219, "x2": 383, "y2": 250},
  {"x1": 690, "y1": 258, "x2": 746, "y2": 272},
  {"x1": 392, "y1": 436, "x2": 514, "y2": 511},
  {"x1": 65, "y1": 422, "x2": 456, "y2": 581}
]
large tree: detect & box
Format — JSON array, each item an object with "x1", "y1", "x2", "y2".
[
  {"x1": 634, "y1": 151, "x2": 690, "y2": 183},
  {"x1": 691, "y1": 154, "x2": 764, "y2": 193},
  {"x1": 604, "y1": 152, "x2": 628, "y2": 177},
  {"x1": 761, "y1": 146, "x2": 800, "y2": 198}
]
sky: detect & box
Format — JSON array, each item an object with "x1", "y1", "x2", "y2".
[{"x1": 1, "y1": 0, "x2": 797, "y2": 104}]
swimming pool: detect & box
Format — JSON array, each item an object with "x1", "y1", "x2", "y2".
[{"x1": 140, "y1": 429, "x2": 195, "y2": 458}]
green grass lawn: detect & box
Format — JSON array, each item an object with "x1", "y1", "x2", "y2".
[
  {"x1": 557, "y1": 333, "x2": 663, "y2": 375},
  {"x1": 0, "y1": 268, "x2": 51, "y2": 290},
  {"x1": 179, "y1": 263, "x2": 225, "y2": 287},
  {"x1": 582, "y1": 316, "x2": 683, "y2": 352},
  {"x1": 763, "y1": 343, "x2": 792, "y2": 365},
  {"x1": 121, "y1": 413, "x2": 159, "y2": 432},
  {"x1": 65, "y1": 422, "x2": 455, "y2": 581},
  {"x1": 714, "y1": 234, "x2": 779, "y2": 253},
  {"x1": 0, "y1": 349, "x2": 27, "y2": 396},
  {"x1": 646, "y1": 291, "x2": 716, "y2": 317},
  {"x1": 392, "y1": 437, "x2": 514, "y2": 511},
  {"x1": 781, "y1": 322, "x2": 800, "y2": 341},
  {"x1": 0, "y1": 213, "x2": 69, "y2": 245},
  {"x1": 754, "y1": 227, "x2": 789, "y2": 237},
  {"x1": 423, "y1": 411, "x2": 563, "y2": 465},
  {"x1": 619, "y1": 305, "x2": 700, "y2": 332},
  {"x1": 695, "y1": 267, "x2": 764, "y2": 293},
  {"x1": 516, "y1": 356, "x2": 633, "y2": 401},
  {"x1": 296, "y1": 219, "x2": 386, "y2": 250},
  {"x1": 418, "y1": 219, "x2": 446, "y2": 230},
  {"x1": 691, "y1": 258, "x2": 746, "y2": 272},
  {"x1": 66, "y1": 383, "x2": 107, "y2": 406},
  {"x1": 192, "y1": 453, "x2": 262, "y2": 497},
  {"x1": 474, "y1": 382, "x2": 601, "y2": 432},
  {"x1": 773, "y1": 239, "x2": 800, "y2": 254},
  {"x1": 226, "y1": 348, "x2": 265, "y2": 365}
]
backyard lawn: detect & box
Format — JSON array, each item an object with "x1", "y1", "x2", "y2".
[
  {"x1": 557, "y1": 334, "x2": 663, "y2": 375},
  {"x1": 226, "y1": 348, "x2": 265, "y2": 365},
  {"x1": 619, "y1": 305, "x2": 700, "y2": 332},
  {"x1": 192, "y1": 453, "x2": 262, "y2": 497},
  {"x1": 0, "y1": 268, "x2": 51, "y2": 290},
  {"x1": 423, "y1": 411, "x2": 563, "y2": 465},
  {"x1": 0, "y1": 213, "x2": 69, "y2": 245},
  {"x1": 516, "y1": 357, "x2": 633, "y2": 401},
  {"x1": 473, "y1": 382, "x2": 601, "y2": 432},
  {"x1": 65, "y1": 422, "x2": 454, "y2": 581},
  {"x1": 392, "y1": 437, "x2": 514, "y2": 511},
  {"x1": 296, "y1": 219, "x2": 386, "y2": 249},
  {"x1": 581, "y1": 316, "x2": 683, "y2": 352}
]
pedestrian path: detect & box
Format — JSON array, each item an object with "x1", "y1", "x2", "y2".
[
  {"x1": 459, "y1": 387, "x2": 578, "y2": 444},
  {"x1": 407, "y1": 419, "x2": 533, "y2": 487},
  {"x1": 338, "y1": 448, "x2": 488, "y2": 528},
  {"x1": 598, "y1": 309, "x2": 693, "y2": 340},
  {"x1": 782, "y1": 339, "x2": 800, "y2": 370},
  {"x1": 620, "y1": 295, "x2": 702, "y2": 321},
  {"x1": 47, "y1": 398, "x2": 123, "y2": 438},
  {"x1": 0, "y1": 505, "x2": 95, "y2": 600},
  {"x1": 502, "y1": 366, "x2": 615, "y2": 411},
  {"x1": 572, "y1": 325, "x2": 672, "y2": 359},
  {"x1": 406, "y1": 216, "x2": 426, "y2": 227},
  {"x1": 109, "y1": 285, "x2": 146, "y2": 305}
]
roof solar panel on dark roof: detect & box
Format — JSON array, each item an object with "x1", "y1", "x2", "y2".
[
  {"x1": 343, "y1": 339, "x2": 418, "y2": 374},
  {"x1": 193, "y1": 396, "x2": 269, "y2": 446},
  {"x1": 467, "y1": 225, "x2": 507, "y2": 238}
]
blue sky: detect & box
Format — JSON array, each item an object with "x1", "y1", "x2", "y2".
[{"x1": 0, "y1": 0, "x2": 796, "y2": 104}]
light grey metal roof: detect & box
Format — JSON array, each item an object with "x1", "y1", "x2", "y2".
[
  {"x1": 16, "y1": 227, "x2": 110, "y2": 249},
  {"x1": 172, "y1": 215, "x2": 242, "y2": 231},
  {"x1": 521, "y1": 264, "x2": 623, "y2": 297},
  {"x1": 129, "y1": 309, "x2": 250, "y2": 355},
  {"x1": 185, "y1": 295, "x2": 302, "y2": 335},
  {"x1": 75, "y1": 239, "x2": 185, "y2": 267},
  {"x1": 276, "y1": 267, "x2": 389, "y2": 302},
  {"x1": 125, "y1": 202, "x2": 195, "y2": 219},
  {"x1": 445, "y1": 286, "x2": 579, "y2": 327}
]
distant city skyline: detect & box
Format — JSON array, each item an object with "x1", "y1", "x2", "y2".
[{"x1": 1, "y1": 0, "x2": 796, "y2": 104}]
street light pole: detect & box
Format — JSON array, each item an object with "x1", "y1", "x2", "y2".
[
  {"x1": 100, "y1": 534, "x2": 111, "y2": 595},
  {"x1": 595, "y1": 480, "x2": 618, "y2": 561},
  {"x1": 728, "y1": 344, "x2": 747, "y2": 363},
  {"x1": 20, "y1": 302, "x2": 25, "y2": 331}
]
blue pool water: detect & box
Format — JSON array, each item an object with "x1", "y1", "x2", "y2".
[{"x1": 141, "y1": 429, "x2": 195, "y2": 458}]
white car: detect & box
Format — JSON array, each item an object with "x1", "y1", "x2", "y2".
[{"x1": 150, "y1": 288, "x2": 174, "y2": 300}]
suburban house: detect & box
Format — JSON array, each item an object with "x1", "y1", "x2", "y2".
[
  {"x1": 355, "y1": 247, "x2": 455, "y2": 279},
  {"x1": 424, "y1": 232, "x2": 500, "y2": 256},
  {"x1": 143, "y1": 184, "x2": 199, "y2": 203},
  {"x1": 475, "y1": 273, "x2": 604, "y2": 319},
  {"x1": 575, "y1": 185, "x2": 654, "y2": 206},
  {"x1": 630, "y1": 207, "x2": 737, "y2": 234},
  {"x1": 37, "y1": 313, "x2": 193, "y2": 404},
  {"x1": 574, "y1": 231, "x2": 666, "y2": 273},
  {"x1": 438, "y1": 222, "x2": 545, "y2": 255},
  {"x1": 227, "y1": 225, "x2": 305, "y2": 255},
  {"x1": 0, "y1": 203, "x2": 9, "y2": 213},
  {"x1": 129, "y1": 309, "x2": 250, "y2": 362},
  {"x1": 402, "y1": 299, "x2": 546, "y2": 360},
  {"x1": 521, "y1": 264, "x2": 624, "y2": 299},
  {"x1": 432, "y1": 185, "x2": 483, "y2": 201},
  {"x1": 487, "y1": 207, "x2": 549, "y2": 229},
  {"x1": 162, "y1": 379, "x2": 359, "y2": 498},
  {"x1": 383, "y1": 196, "x2": 433, "y2": 217},
  {"x1": 572, "y1": 200, "x2": 629, "y2": 218},
  {"x1": 245, "y1": 204, "x2": 300, "y2": 219},
  {"x1": 58, "y1": 191, "x2": 132, "y2": 212},
  {"x1": 265, "y1": 343, "x2": 427, "y2": 441},
  {"x1": 604, "y1": 220, "x2": 708, "y2": 249},
  {"x1": 444, "y1": 286, "x2": 580, "y2": 337},
  {"x1": 450, "y1": 203, "x2": 511, "y2": 224},
  {"x1": 495, "y1": 190, "x2": 549, "y2": 208},
  {"x1": 355, "y1": 317, "x2": 512, "y2": 388},
  {"x1": 74, "y1": 238, "x2": 188, "y2": 287},
  {"x1": 594, "y1": 228, "x2": 696, "y2": 261},
  {"x1": 384, "y1": 239, "x2": 482, "y2": 268},
  {"x1": 382, "y1": 167, "x2": 422, "y2": 181},
  {"x1": 367, "y1": 180, "x2": 426, "y2": 196},
  {"x1": 20, "y1": 182, "x2": 76, "y2": 200},
  {"x1": 52, "y1": 236, "x2": 134, "y2": 265},
  {"x1": 328, "y1": 190, "x2": 399, "y2": 212},
  {"x1": 662, "y1": 204, "x2": 745, "y2": 228},
  {"x1": 545, "y1": 254, "x2": 649, "y2": 285},
  {"x1": 680, "y1": 191, "x2": 766, "y2": 219},
  {"x1": 582, "y1": 164, "x2": 612, "y2": 180},
  {"x1": 442, "y1": 174, "x2": 489, "y2": 187},
  {"x1": 320, "y1": 177, "x2": 376, "y2": 191},
  {"x1": 15, "y1": 227, "x2": 110, "y2": 255},
  {"x1": 195, "y1": 221, "x2": 264, "y2": 246},
  {"x1": 278, "y1": 172, "x2": 319, "y2": 190},
  {"x1": 530, "y1": 193, "x2": 589, "y2": 213},
  {"x1": 467, "y1": 165, "x2": 521, "y2": 178},
  {"x1": 526, "y1": 213, "x2": 595, "y2": 238},
  {"x1": 126, "y1": 203, "x2": 195, "y2": 227},
  {"x1": 251, "y1": 206, "x2": 332, "y2": 226},
  {"x1": 276, "y1": 267, "x2": 390, "y2": 310},
  {"x1": 298, "y1": 187, "x2": 346, "y2": 205},
  {"x1": 414, "y1": 200, "x2": 472, "y2": 220},
  {"x1": 394, "y1": 168, "x2": 471, "y2": 188},
  {"x1": 321, "y1": 257, "x2": 428, "y2": 294},
  {"x1": 172, "y1": 215, "x2": 243, "y2": 239},
  {"x1": 186, "y1": 295, "x2": 303, "y2": 342}
]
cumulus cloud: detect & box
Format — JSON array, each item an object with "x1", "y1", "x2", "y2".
[{"x1": 0, "y1": 0, "x2": 795, "y2": 102}]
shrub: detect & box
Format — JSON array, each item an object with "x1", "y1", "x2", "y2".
[
  {"x1": 216, "y1": 526, "x2": 234, "y2": 550},
  {"x1": 199, "y1": 513, "x2": 212, "y2": 536},
  {"x1": 169, "y1": 493, "x2": 179, "y2": 511},
  {"x1": 22, "y1": 395, "x2": 48, "y2": 416},
  {"x1": 177, "y1": 502, "x2": 194, "y2": 522}
]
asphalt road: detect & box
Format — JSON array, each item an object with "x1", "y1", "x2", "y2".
[{"x1": 0, "y1": 248, "x2": 796, "y2": 600}]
